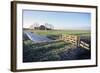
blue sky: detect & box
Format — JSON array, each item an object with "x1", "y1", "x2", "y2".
[{"x1": 23, "y1": 10, "x2": 91, "y2": 30}]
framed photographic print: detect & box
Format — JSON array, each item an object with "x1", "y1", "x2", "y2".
[{"x1": 11, "y1": 1, "x2": 98, "y2": 72}]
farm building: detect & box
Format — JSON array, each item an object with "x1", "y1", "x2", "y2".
[{"x1": 34, "y1": 25, "x2": 52, "y2": 30}]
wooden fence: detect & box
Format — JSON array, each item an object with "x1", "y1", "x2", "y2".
[
  {"x1": 79, "y1": 41, "x2": 90, "y2": 50},
  {"x1": 60, "y1": 34, "x2": 79, "y2": 46},
  {"x1": 60, "y1": 34, "x2": 90, "y2": 50}
]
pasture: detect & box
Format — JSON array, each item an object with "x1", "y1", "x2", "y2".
[
  {"x1": 23, "y1": 29, "x2": 91, "y2": 62},
  {"x1": 24, "y1": 29, "x2": 90, "y2": 36}
]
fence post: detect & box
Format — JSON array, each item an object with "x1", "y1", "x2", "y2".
[{"x1": 77, "y1": 36, "x2": 80, "y2": 47}]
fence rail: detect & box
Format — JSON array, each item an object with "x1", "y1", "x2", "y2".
[{"x1": 60, "y1": 34, "x2": 90, "y2": 50}]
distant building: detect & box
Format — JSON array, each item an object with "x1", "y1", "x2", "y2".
[
  {"x1": 39, "y1": 25, "x2": 46, "y2": 30},
  {"x1": 34, "y1": 25, "x2": 52, "y2": 30},
  {"x1": 29, "y1": 23, "x2": 53, "y2": 30}
]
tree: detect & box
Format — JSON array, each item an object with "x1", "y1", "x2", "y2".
[
  {"x1": 29, "y1": 25, "x2": 34, "y2": 29},
  {"x1": 49, "y1": 24, "x2": 54, "y2": 30},
  {"x1": 45, "y1": 23, "x2": 49, "y2": 30},
  {"x1": 45, "y1": 23, "x2": 54, "y2": 30},
  {"x1": 33, "y1": 22, "x2": 39, "y2": 30}
]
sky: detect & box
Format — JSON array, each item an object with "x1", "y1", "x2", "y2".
[{"x1": 23, "y1": 10, "x2": 91, "y2": 30}]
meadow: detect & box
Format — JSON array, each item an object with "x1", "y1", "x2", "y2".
[
  {"x1": 23, "y1": 29, "x2": 91, "y2": 62},
  {"x1": 24, "y1": 29, "x2": 90, "y2": 36}
]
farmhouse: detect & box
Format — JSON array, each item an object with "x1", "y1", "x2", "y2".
[{"x1": 34, "y1": 25, "x2": 52, "y2": 30}]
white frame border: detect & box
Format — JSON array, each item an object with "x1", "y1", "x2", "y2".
[{"x1": 16, "y1": 3, "x2": 97, "y2": 70}]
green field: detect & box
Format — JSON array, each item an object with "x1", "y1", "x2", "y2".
[
  {"x1": 23, "y1": 40, "x2": 90, "y2": 62},
  {"x1": 23, "y1": 29, "x2": 91, "y2": 62},
  {"x1": 24, "y1": 29, "x2": 91, "y2": 36}
]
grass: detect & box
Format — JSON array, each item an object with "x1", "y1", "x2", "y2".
[
  {"x1": 24, "y1": 29, "x2": 91, "y2": 37},
  {"x1": 23, "y1": 40, "x2": 75, "y2": 62},
  {"x1": 23, "y1": 40, "x2": 70, "y2": 62},
  {"x1": 23, "y1": 40, "x2": 90, "y2": 62},
  {"x1": 23, "y1": 29, "x2": 91, "y2": 62}
]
